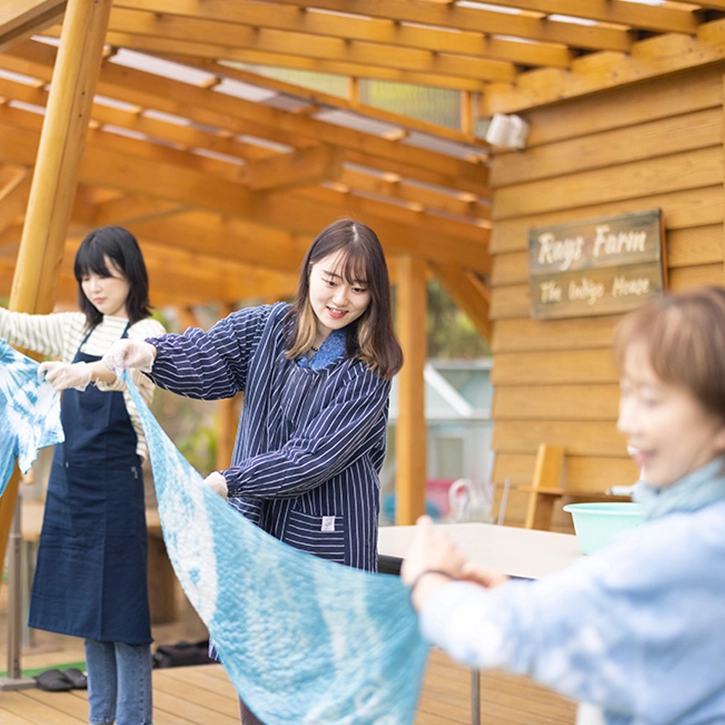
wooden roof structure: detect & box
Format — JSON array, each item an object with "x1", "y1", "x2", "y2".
[
  {"x1": 3, "y1": 1, "x2": 725, "y2": 319},
  {"x1": 2, "y1": 0, "x2": 725, "y2": 541}
]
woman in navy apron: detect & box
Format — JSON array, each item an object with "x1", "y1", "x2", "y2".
[{"x1": 0, "y1": 227, "x2": 165, "y2": 725}]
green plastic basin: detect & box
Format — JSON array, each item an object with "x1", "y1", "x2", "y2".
[{"x1": 563, "y1": 502, "x2": 645, "y2": 555}]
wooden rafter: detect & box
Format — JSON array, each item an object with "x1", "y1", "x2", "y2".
[
  {"x1": 1, "y1": 39, "x2": 489, "y2": 185},
  {"x1": 113, "y1": 0, "x2": 572, "y2": 70},
  {"x1": 429, "y1": 261, "x2": 492, "y2": 343},
  {"x1": 105, "y1": 8, "x2": 517, "y2": 84},
  {"x1": 0, "y1": 167, "x2": 31, "y2": 234},
  {"x1": 0, "y1": 0, "x2": 65, "y2": 52}
]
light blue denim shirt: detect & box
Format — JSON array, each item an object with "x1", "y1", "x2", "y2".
[{"x1": 420, "y1": 458, "x2": 725, "y2": 724}]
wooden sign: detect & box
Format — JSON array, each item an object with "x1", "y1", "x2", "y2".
[{"x1": 528, "y1": 209, "x2": 666, "y2": 320}]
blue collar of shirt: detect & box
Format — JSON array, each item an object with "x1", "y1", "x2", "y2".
[
  {"x1": 296, "y1": 328, "x2": 346, "y2": 370},
  {"x1": 633, "y1": 456, "x2": 725, "y2": 520}
]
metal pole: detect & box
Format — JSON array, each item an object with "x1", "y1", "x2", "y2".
[
  {"x1": 471, "y1": 667, "x2": 481, "y2": 725},
  {"x1": 0, "y1": 492, "x2": 35, "y2": 691}
]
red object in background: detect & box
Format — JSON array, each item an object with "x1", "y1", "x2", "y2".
[{"x1": 426, "y1": 479, "x2": 455, "y2": 518}]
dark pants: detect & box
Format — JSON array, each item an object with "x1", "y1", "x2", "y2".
[{"x1": 239, "y1": 698, "x2": 265, "y2": 725}]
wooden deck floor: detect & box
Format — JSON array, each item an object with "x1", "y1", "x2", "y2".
[{"x1": 0, "y1": 649, "x2": 577, "y2": 725}]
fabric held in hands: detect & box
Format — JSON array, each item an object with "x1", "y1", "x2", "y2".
[
  {"x1": 124, "y1": 374, "x2": 429, "y2": 725},
  {"x1": 0, "y1": 338, "x2": 64, "y2": 497}
]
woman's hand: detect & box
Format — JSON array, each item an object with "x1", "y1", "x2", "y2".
[
  {"x1": 401, "y1": 516, "x2": 466, "y2": 611},
  {"x1": 460, "y1": 562, "x2": 509, "y2": 589},
  {"x1": 102, "y1": 339, "x2": 156, "y2": 374},
  {"x1": 38, "y1": 361, "x2": 92, "y2": 391},
  {"x1": 203, "y1": 471, "x2": 228, "y2": 498}
]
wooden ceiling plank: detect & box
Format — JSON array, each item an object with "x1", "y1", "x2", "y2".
[
  {"x1": 169, "y1": 56, "x2": 488, "y2": 147},
  {"x1": 0, "y1": 168, "x2": 31, "y2": 233},
  {"x1": 264, "y1": 0, "x2": 634, "y2": 53},
  {"x1": 113, "y1": 0, "x2": 571, "y2": 69},
  {"x1": 0, "y1": 40, "x2": 317, "y2": 150},
  {"x1": 343, "y1": 150, "x2": 490, "y2": 199},
  {"x1": 295, "y1": 185, "x2": 490, "y2": 246},
  {"x1": 4, "y1": 39, "x2": 485, "y2": 182},
  {"x1": 480, "y1": 0, "x2": 700, "y2": 35},
  {"x1": 91, "y1": 194, "x2": 186, "y2": 227},
  {"x1": 88, "y1": 102, "x2": 279, "y2": 162},
  {"x1": 101, "y1": 28, "x2": 512, "y2": 85},
  {"x1": 106, "y1": 6, "x2": 517, "y2": 83},
  {"x1": 106, "y1": 36, "x2": 490, "y2": 92},
  {"x1": 0, "y1": 102, "x2": 490, "y2": 275},
  {"x1": 250, "y1": 188, "x2": 492, "y2": 273},
  {"x1": 672, "y1": 1, "x2": 725, "y2": 11},
  {"x1": 0, "y1": 112, "x2": 490, "y2": 269},
  {"x1": 338, "y1": 166, "x2": 490, "y2": 222},
  {"x1": 0, "y1": 0, "x2": 65, "y2": 52},
  {"x1": 124, "y1": 213, "x2": 307, "y2": 273},
  {"x1": 238, "y1": 144, "x2": 344, "y2": 192},
  {"x1": 481, "y1": 17, "x2": 725, "y2": 114}
]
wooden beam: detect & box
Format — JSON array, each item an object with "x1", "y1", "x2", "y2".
[
  {"x1": 336, "y1": 165, "x2": 490, "y2": 223},
  {"x1": 164, "y1": 55, "x2": 489, "y2": 148},
  {"x1": 0, "y1": 168, "x2": 31, "y2": 234},
  {"x1": 0, "y1": 0, "x2": 65, "y2": 52},
  {"x1": 90, "y1": 194, "x2": 185, "y2": 227},
  {"x1": 264, "y1": 0, "x2": 635, "y2": 53},
  {"x1": 124, "y1": 211, "x2": 309, "y2": 273},
  {"x1": 104, "y1": 7, "x2": 517, "y2": 84},
  {"x1": 0, "y1": 116, "x2": 491, "y2": 272},
  {"x1": 0, "y1": 0, "x2": 112, "y2": 608},
  {"x1": 481, "y1": 17, "x2": 725, "y2": 114},
  {"x1": 481, "y1": 0, "x2": 700, "y2": 35},
  {"x1": 429, "y1": 262, "x2": 492, "y2": 343},
  {"x1": 238, "y1": 144, "x2": 344, "y2": 192},
  {"x1": 395, "y1": 255, "x2": 428, "y2": 525},
  {"x1": 2, "y1": 39, "x2": 488, "y2": 185},
  {"x1": 113, "y1": 0, "x2": 572, "y2": 70},
  {"x1": 102, "y1": 32, "x2": 496, "y2": 92}
]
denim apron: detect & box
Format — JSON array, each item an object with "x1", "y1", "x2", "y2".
[{"x1": 28, "y1": 324, "x2": 152, "y2": 645}]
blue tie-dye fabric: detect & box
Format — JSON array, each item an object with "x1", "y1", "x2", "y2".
[
  {"x1": 0, "y1": 338, "x2": 64, "y2": 498},
  {"x1": 125, "y1": 375, "x2": 429, "y2": 725}
]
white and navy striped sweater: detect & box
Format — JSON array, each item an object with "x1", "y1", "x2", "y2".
[{"x1": 147, "y1": 302, "x2": 391, "y2": 572}]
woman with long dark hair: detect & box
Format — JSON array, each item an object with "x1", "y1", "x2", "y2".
[{"x1": 1, "y1": 226, "x2": 164, "y2": 725}]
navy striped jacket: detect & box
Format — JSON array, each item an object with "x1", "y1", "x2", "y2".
[{"x1": 147, "y1": 303, "x2": 390, "y2": 571}]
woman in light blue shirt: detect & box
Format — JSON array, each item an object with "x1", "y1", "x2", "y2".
[{"x1": 402, "y1": 285, "x2": 725, "y2": 725}]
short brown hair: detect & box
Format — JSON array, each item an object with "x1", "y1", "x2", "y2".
[{"x1": 613, "y1": 285, "x2": 725, "y2": 423}]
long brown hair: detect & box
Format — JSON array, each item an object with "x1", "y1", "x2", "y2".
[{"x1": 285, "y1": 218, "x2": 403, "y2": 379}]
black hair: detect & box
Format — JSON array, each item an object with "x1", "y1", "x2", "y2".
[{"x1": 73, "y1": 226, "x2": 151, "y2": 328}]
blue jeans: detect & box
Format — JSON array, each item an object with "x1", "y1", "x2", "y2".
[{"x1": 84, "y1": 639, "x2": 153, "y2": 725}]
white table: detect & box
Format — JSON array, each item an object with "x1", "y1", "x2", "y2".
[
  {"x1": 378, "y1": 521, "x2": 581, "y2": 579},
  {"x1": 378, "y1": 522, "x2": 582, "y2": 725}
]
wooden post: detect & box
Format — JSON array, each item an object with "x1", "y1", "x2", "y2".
[
  {"x1": 394, "y1": 256, "x2": 427, "y2": 525},
  {"x1": 0, "y1": 0, "x2": 113, "y2": 582}
]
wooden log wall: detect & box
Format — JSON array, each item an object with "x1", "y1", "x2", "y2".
[{"x1": 488, "y1": 67, "x2": 725, "y2": 530}]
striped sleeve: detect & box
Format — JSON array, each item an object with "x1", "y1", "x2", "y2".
[
  {"x1": 224, "y1": 367, "x2": 391, "y2": 499},
  {"x1": 0, "y1": 308, "x2": 81, "y2": 360},
  {"x1": 147, "y1": 305, "x2": 273, "y2": 399}
]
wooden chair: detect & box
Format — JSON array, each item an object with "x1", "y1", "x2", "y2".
[{"x1": 522, "y1": 444, "x2": 566, "y2": 530}]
